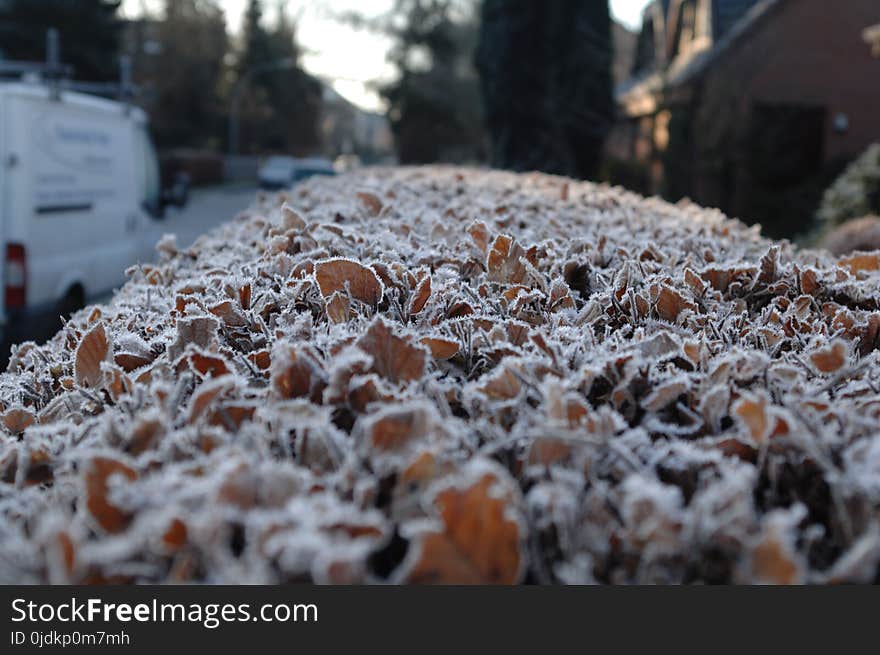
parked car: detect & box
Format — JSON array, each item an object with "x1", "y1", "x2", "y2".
[
  {"x1": 0, "y1": 80, "x2": 174, "y2": 350},
  {"x1": 258, "y1": 156, "x2": 336, "y2": 190}
]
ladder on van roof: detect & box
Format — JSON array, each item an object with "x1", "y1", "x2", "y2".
[{"x1": 0, "y1": 28, "x2": 138, "y2": 104}]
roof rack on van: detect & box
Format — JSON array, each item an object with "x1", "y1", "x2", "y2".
[{"x1": 0, "y1": 28, "x2": 138, "y2": 108}]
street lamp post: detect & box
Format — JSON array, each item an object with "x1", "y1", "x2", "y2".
[{"x1": 227, "y1": 57, "x2": 297, "y2": 157}]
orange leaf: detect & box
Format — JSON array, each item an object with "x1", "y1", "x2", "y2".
[
  {"x1": 84, "y1": 456, "x2": 138, "y2": 533},
  {"x1": 161, "y1": 518, "x2": 188, "y2": 552},
  {"x1": 2, "y1": 408, "x2": 35, "y2": 434},
  {"x1": 405, "y1": 468, "x2": 522, "y2": 584},
  {"x1": 75, "y1": 323, "x2": 111, "y2": 388},
  {"x1": 840, "y1": 252, "x2": 880, "y2": 273},
  {"x1": 356, "y1": 318, "x2": 427, "y2": 384},
  {"x1": 408, "y1": 276, "x2": 431, "y2": 315},
  {"x1": 114, "y1": 352, "x2": 152, "y2": 372},
  {"x1": 325, "y1": 292, "x2": 350, "y2": 324},
  {"x1": 487, "y1": 234, "x2": 528, "y2": 285},
  {"x1": 733, "y1": 395, "x2": 770, "y2": 443},
  {"x1": 271, "y1": 344, "x2": 326, "y2": 402},
  {"x1": 810, "y1": 340, "x2": 847, "y2": 374},
  {"x1": 420, "y1": 336, "x2": 459, "y2": 360},
  {"x1": 357, "y1": 191, "x2": 383, "y2": 216},
  {"x1": 315, "y1": 258, "x2": 384, "y2": 305}
]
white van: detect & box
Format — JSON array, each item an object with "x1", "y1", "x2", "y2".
[{"x1": 0, "y1": 81, "x2": 165, "y2": 348}]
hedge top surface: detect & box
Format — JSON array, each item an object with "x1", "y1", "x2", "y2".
[{"x1": 2, "y1": 166, "x2": 880, "y2": 584}]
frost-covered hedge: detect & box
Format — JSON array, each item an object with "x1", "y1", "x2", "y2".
[
  {"x1": 818, "y1": 143, "x2": 880, "y2": 229},
  {"x1": 3, "y1": 167, "x2": 880, "y2": 584}
]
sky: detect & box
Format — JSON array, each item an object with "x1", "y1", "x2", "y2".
[{"x1": 121, "y1": 0, "x2": 652, "y2": 112}]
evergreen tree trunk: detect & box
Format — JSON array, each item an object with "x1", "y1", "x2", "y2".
[{"x1": 476, "y1": 0, "x2": 613, "y2": 180}]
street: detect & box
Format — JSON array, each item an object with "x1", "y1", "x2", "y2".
[
  {"x1": 158, "y1": 184, "x2": 259, "y2": 250},
  {"x1": 2, "y1": 185, "x2": 259, "y2": 358}
]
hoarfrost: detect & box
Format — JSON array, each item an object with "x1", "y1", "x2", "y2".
[{"x1": 2, "y1": 166, "x2": 880, "y2": 583}]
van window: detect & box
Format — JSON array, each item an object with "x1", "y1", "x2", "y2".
[{"x1": 134, "y1": 125, "x2": 162, "y2": 216}]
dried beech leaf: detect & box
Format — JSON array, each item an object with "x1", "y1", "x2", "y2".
[
  {"x1": 487, "y1": 234, "x2": 528, "y2": 285},
  {"x1": 404, "y1": 467, "x2": 522, "y2": 584},
  {"x1": 2, "y1": 408, "x2": 36, "y2": 434},
  {"x1": 839, "y1": 252, "x2": 880, "y2": 273},
  {"x1": 408, "y1": 276, "x2": 431, "y2": 315},
  {"x1": 315, "y1": 258, "x2": 384, "y2": 305},
  {"x1": 420, "y1": 336, "x2": 459, "y2": 360},
  {"x1": 356, "y1": 318, "x2": 427, "y2": 384},
  {"x1": 357, "y1": 191, "x2": 383, "y2": 216},
  {"x1": 325, "y1": 292, "x2": 350, "y2": 324},
  {"x1": 75, "y1": 323, "x2": 111, "y2": 388},
  {"x1": 810, "y1": 340, "x2": 847, "y2": 374},
  {"x1": 84, "y1": 456, "x2": 138, "y2": 533}
]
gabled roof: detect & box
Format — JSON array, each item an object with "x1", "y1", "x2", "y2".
[
  {"x1": 618, "y1": 0, "x2": 782, "y2": 105},
  {"x1": 712, "y1": 0, "x2": 764, "y2": 40},
  {"x1": 666, "y1": 0, "x2": 781, "y2": 87}
]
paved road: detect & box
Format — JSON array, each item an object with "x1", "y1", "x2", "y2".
[
  {"x1": 1, "y1": 185, "x2": 260, "y2": 360},
  {"x1": 158, "y1": 184, "x2": 258, "y2": 250}
]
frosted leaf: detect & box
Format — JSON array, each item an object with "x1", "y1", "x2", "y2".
[{"x1": 1, "y1": 167, "x2": 879, "y2": 583}]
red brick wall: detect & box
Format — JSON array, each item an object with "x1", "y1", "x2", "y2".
[{"x1": 683, "y1": 0, "x2": 880, "y2": 232}]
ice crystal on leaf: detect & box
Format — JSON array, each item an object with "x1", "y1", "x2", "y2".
[{"x1": 2, "y1": 166, "x2": 880, "y2": 583}]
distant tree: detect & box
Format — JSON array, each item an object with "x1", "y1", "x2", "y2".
[
  {"x1": 146, "y1": 0, "x2": 228, "y2": 149},
  {"x1": 344, "y1": 0, "x2": 486, "y2": 164},
  {"x1": 239, "y1": 0, "x2": 275, "y2": 75},
  {"x1": 476, "y1": 0, "x2": 614, "y2": 179},
  {"x1": 0, "y1": 0, "x2": 122, "y2": 81},
  {"x1": 236, "y1": 0, "x2": 322, "y2": 154}
]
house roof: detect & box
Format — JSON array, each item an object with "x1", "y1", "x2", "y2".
[
  {"x1": 666, "y1": 0, "x2": 781, "y2": 87},
  {"x1": 618, "y1": 0, "x2": 783, "y2": 108},
  {"x1": 712, "y1": 0, "x2": 765, "y2": 40}
]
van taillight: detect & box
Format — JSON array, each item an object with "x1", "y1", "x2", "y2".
[{"x1": 5, "y1": 243, "x2": 26, "y2": 309}]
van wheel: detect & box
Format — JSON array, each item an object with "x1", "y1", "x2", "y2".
[{"x1": 58, "y1": 286, "x2": 85, "y2": 321}]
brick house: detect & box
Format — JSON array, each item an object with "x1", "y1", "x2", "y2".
[{"x1": 609, "y1": 0, "x2": 880, "y2": 237}]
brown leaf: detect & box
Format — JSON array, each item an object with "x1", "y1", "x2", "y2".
[
  {"x1": 315, "y1": 258, "x2": 384, "y2": 305},
  {"x1": 478, "y1": 366, "x2": 521, "y2": 400},
  {"x1": 75, "y1": 323, "x2": 111, "y2": 388},
  {"x1": 652, "y1": 285, "x2": 694, "y2": 322},
  {"x1": 325, "y1": 292, "x2": 350, "y2": 324},
  {"x1": 468, "y1": 221, "x2": 490, "y2": 255},
  {"x1": 161, "y1": 518, "x2": 188, "y2": 552},
  {"x1": 84, "y1": 456, "x2": 138, "y2": 533},
  {"x1": 420, "y1": 336, "x2": 459, "y2": 360},
  {"x1": 209, "y1": 300, "x2": 246, "y2": 327},
  {"x1": 356, "y1": 318, "x2": 428, "y2": 384},
  {"x1": 733, "y1": 394, "x2": 770, "y2": 443},
  {"x1": 114, "y1": 352, "x2": 153, "y2": 372},
  {"x1": 840, "y1": 252, "x2": 880, "y2": 273},
  {"x1": 357, "y1": 191, "x2": 383, "y2": 216},
  {"x1": 271, "y1": 344, "x2": 327, "y2": 402},
  {"x1": 405, "y1": 467, "x2": 522, "y2": 584},
  {"x1": 487, "y1": 234, "x2": 528, "y2": 285},
  {"x1": 2, "y1": 408, "x2": 36, "y2": 434},
  {"x1": 188, "y1": 378, "x2": 233, "y2": 424},
  {"x1": 181, "y1": 352, "x2": 231, "y2": 379},
  {"x1": 361, "y1": 404, "x2": 436, "y2": 454},
  {"x1": 168, "y1": 316, "x2": 219, "y2": 361},
  {"x1": 239, "y1": 283, "x2": 252, "y2": 310},
  {"x1": 408, "y1": 276, "x2": 431, "y2": 315},
  {"x1": 749, "y1": 517, "x2": 804, "y2": 584},
  {"x1": 280, "y1": 203, "x2": 306, "y2": 230},
  {"x1": 810, "y1": 340, "x2": 847, "y2": 374}
]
